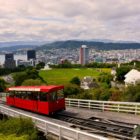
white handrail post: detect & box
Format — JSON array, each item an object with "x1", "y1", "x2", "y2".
[
  {"x1": 78, "y1": 99, "x2": 80, "y2": 108},
  {"x1": 88, "y1": 101, "x2": 90, "y2": 109},
  {"x1": 117, "y1": 104, "x2": 120, "y2": 112},
  {"x1": 135, "y1": 105, "x2": 137, "y2": 115},
  {"x1": 102, "y1": 102, "x2": 104, "y2": 112},
  {"x1": 69, "y1": 99, "x2": 71, "y2": 107}
]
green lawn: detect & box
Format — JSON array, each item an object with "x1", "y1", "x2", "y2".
[{"x1": 39, "y1": 68, "x2": 111, "y2": 85}]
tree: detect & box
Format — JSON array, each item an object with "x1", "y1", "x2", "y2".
[
  {"x1": 70, "y1": 77, "x2": 81, "y2": 86},
  {"x1": 116, "y1": 67, "x2": 131, "y2": 81},
  {"x1": 123, "y1": 84, "x2": 140, "y2": 102},
  {"x1": 98, "y1": 73, "x2": 113, "y2": 88},
  {"x1": 0, "y1": 67, "x2": 26, "y2": 76},
  {"x1": 22, "y1": 79, "x2": 43, "y2": 86},
  {"x1": 13, "y1": 72, "x2": 28, "y2": 86},
  {"x1": 63, "y1": 84, "x2": 82, "y2": 97},
  {"x1": 0, "y1": 78, "x2": 6, "y2": 92},
  {"x1": 91, "y1": 88, "x2": 102, "y2": 100},
  {"x1": 76, "y1": 91, "x2": 93, "y2": 99},
  {"x1": 25, "y1": 68, "x2": 39, "y2": 79},
  {"x1": 36, "y1": 62, "x2": 45, "y2": 70},
  {"x1": 13, "y1": 68, "x2": 45, "y2": 86},
  {"x1": 109, "y1": 88, "x2": 122, "y2": 101},
  {"x1": 91, "y1": 87, "x2": 111, "y2": 101},
  {"x1": 99, "y1": 89, "x2": 111, "y2": 100}
]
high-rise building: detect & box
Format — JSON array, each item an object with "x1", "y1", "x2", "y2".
[
  {"x1": 27, "y1": 50, "x2": 36, "y2": 60},
  {"x1": 4, "y1": 53, "x2": 16, "y2": 68},
  {"x1": 79, "y1": 45, "x2": 89, "y2": 65}
]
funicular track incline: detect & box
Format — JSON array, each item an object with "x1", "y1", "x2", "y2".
[{"x1": 54, "y1": 113, "x2": 139, "y2": 140}]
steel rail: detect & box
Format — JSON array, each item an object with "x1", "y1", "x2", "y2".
[{"x1": 54, "y1": 113, "x2": 139, "y2": 140}]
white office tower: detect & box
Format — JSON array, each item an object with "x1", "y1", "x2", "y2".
[{"x1": 79, "y1": 45, "x2": 89, "y2": 65}]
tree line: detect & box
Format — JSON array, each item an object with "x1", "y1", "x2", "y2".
[{"x1": 49, "y1": 61, "x2": 116, "y2": 68}]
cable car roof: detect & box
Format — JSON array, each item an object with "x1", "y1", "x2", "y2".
[{"x1": 7, "y1": 85, "x2": 64, "y2": 92}]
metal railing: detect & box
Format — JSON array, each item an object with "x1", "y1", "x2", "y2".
[
  {"x1": 0, "y1": 92, "x2": 6, "y2": 103},
  {"x1": 66, "y1": 98, "x2": 140, "y2": 115},
  {"x1": 1, "y1": 95, "x2": 140, "y2": 115},
  {"x1": 0, "y1": 105, "x2": 108, "y2": 140}
]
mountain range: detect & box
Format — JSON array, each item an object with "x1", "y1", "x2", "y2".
[
  {"x1": 38, "y1": 40, "x2": 140, "y2": 50},
  {"x1": 0, "y1": 41, "x2": 47, "y2": 52},
  {"x1": 0, "y1": 40, "x2": 140, "y2": 52}
]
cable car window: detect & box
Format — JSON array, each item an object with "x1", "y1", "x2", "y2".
[
  {"x1": 57, "y1": 89, "x2": 64, "y2": 99},
  {"x1": 33, "y1": 92, "x2": 38, "y2": 100},
  {"x1": 51, "y1": 92, "x2": 57, "y2": 101},
  {"x1": 14, "y1": 91, "x2": 18, "y2": 98},
  {"x1": 47, "y1": 93, "x2": 51, "y2": 101},
  {"x1": 22, "y1": 91, "x2": 27, "y2": 99},
  {"x1": 9, "y1": 91, "x2": 14, "y2": 97},
  {"x1": 6, "y1": 92, "x2": 9, "y2": 97},
  {"x1": 15, "y1": 91, "x2": 20, "y2": 98},
  {"x1": 39, "y1": 92, "x2": 47, "y2": 101},
  {"x1": 26, "y1": 91, "x2": 38, "y2": 100},
  {"x1": 27, "y1": 91, "x2": 32, "y2": 100},
  {"x1": 20, "y1": 91, "x2": 25, "y2": 99}
]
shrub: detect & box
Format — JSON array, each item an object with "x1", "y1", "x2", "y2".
[
  {"x1": 70, "y1": 76, "x2": 81, "y2": 86},
  {"x1": 0, "y1": 78, "x2": 6, "y2": 92},
  {"x1": 0, "y1": 118, "x2": 38, "y2": 140},
  {"x1": 64, "y1": 84, "x2": 83, "y2": 97},
  {"x1": 22, "y1": 79, "x2": 43, "y2": 86},
  {"x1": 0, "y1": 134, "x2": 29, "y2": 140}
]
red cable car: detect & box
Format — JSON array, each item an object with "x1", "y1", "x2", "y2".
[{"x1": 6, "y1": 85, "x2": 65, "y2": 115}]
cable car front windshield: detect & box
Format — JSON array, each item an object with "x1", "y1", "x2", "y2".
[{"x1": 48, "y1": 89, "x2": 64, "y2": 102}]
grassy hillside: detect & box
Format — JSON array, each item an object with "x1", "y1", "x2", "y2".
[{"x1": 39, "y1": 68, "x2": 111, "y2": 85}]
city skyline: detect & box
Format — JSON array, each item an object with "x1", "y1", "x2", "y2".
[{"x1": 0, "y1": 0, "x2": 140, "y2": 43}]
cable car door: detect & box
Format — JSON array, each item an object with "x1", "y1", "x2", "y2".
[{"x1": 33, "y1": 93, "x2": 38, "y2": 112}]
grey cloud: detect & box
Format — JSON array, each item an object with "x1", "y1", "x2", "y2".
[{"x1": 0, "y1": 0, "x2": 139, "y2": 42}]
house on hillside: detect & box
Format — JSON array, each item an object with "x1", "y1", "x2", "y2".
[
  {"x1": 80, "y1": 76, "x2": 98, "y2": 89},
  {"x1": 124, "y1": 69, "x2": 140, "y2": 86}
]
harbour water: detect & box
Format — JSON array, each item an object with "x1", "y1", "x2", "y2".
[{"x1": 0, "y1": 54, "x2": 27, "y2": 65}]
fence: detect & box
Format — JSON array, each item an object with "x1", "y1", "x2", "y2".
[
  {"x1": 0, "y1": 105, "x2": 108, "y2": 140},
  {"x1": 1, "y1": 95, "x2": 140, "y2": 115},
  {"x1": 66, "y1": 98, "x2": 140, "y2": 115}
]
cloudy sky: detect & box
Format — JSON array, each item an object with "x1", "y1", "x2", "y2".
[{"x1": 0, "y1": 0, "x2": 140, "y2": 42}]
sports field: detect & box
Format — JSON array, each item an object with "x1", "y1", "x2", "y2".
[{"x1": 39, "y1": 68, "x2": 111, "y2": 85}]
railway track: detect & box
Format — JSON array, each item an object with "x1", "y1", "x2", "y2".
[
  {"x1": 54, "y1": 113, "x2": 140, "y2": 140},
  {"x1": 1, "y1": 100, "x2": 140, "y2": 139}
]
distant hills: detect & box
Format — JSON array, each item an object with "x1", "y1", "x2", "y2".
[
  {"x1": 38, "y1": 40, "x2": 140, "y2": 50},
  {"x1": 0, "y1": 41, "x2": 46, "y2": 52},
  {"x1": 0, "y1": 40, "x2": 140, "y2": 52},
  {"x1": 0, "y1": 45, "x2": 39, "y2": 52}
]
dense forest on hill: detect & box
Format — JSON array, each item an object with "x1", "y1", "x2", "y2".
[{"x1": 38, "y1": 40, "x2": 140, "y2": 50}]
